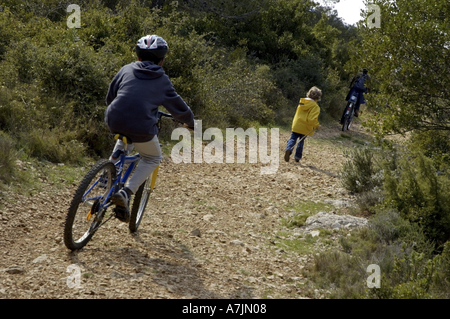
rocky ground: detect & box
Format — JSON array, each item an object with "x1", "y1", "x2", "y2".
[{"x1": 0, "y1": 121, "x2": 373, "y2": 300}]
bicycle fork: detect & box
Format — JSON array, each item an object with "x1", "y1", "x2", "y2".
[
  {"x1": 150, "y1": 165, "x2": 159, "y2": 192},
  {"x1": 345, "y1": 104, "x2": 353, "y2": 116}
]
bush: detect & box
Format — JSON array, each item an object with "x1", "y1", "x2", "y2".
[
  {"x1": 410, "y1": 130, "x2": 450, "y2": 167},
  {"x1": 0, "y1": 0, "x2": 354, "y2": 167},
  {"x1": 0, "y1": 132, "x2": 16, "y2": 184},
  {"x1": 341, "y1": 146, "x2": 383, "y2": 194},
  {"x1": 341, "y1": 142, "x2": 450, "y2": 249},
  {"x1": 382, "y1": 152, "x2": 450, "y2": 249},
  {"x1": 368, "y1": 242, "x2": 450, "y2": 299},
  {"x1": 195, "y1": 60, "x2": 278, "y2": 128},
  {"x1": 18, "y1": 127, "x2": 86, "y2": 164},
  {"x1": 308, "y1": 249, "x2": 366, "y2": 298},
  {"x1": 305, "y1": 209, "x2": 443, "y2": 299}
]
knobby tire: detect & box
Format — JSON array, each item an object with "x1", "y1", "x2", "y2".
[
  {"x1": 129, "y1": 178, "x2": 151, "y2": 232},
  {"x1": 64, "y1": 159, "x2": 116, "y2": 250},
  {"x1": 342, "y1": 103, "x2": 354, "y2": 131}
]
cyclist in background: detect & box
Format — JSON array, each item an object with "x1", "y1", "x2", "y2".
[
  {"x1": 340, "y1": 68, "x2": 370, "y2": 124},
  {"x1": 104, "y1": 35, "x2": 195, "y2": 222}
]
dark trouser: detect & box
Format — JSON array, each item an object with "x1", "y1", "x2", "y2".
[{"x1": 285, "y1": 132, "x2": 306, "y2": 161}]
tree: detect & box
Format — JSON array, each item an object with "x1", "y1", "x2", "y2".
[{"x1": 351, "y1": 0, "x2": 450, "y2": 136}]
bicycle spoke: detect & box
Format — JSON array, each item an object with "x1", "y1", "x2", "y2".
[{"x1": 64, "y1": 160, "x2": 117, "y2": 250}]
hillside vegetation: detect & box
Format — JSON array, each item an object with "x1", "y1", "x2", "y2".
[{"x1": 0, "y1": 0, "x2": 355, "y2": 165}]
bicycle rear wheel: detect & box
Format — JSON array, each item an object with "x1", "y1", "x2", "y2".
[
  {"x1": 64, "y1": 159, "x2": 116, "y2": 250},
  {"x1": 129, "y1": 166, "x2": 159, "y2": 232},
  {"x1": 342, "y1": 103, "x2": 354, "y2": 131},
  {"x1": 341, "y1": 117, "x2": 347, "y2": 131},
  {"x1": 346, "y1": 113, "x2": 354, "y2": 130}
]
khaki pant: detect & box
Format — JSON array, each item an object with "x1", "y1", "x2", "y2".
[{"x1": 110, "y1": 136, "x2": 162, "y2": 194}]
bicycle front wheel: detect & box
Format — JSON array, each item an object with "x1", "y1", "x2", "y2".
[
  {"x1": 64, "y1": 159, "x2": 116, "y2": 250},
  {"x1": 129, "y1": 165, "x2": 159, "y2": 232}
]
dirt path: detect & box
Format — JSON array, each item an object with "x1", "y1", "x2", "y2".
[{"x1": 0, "y1": 122, "x2": 371, "y2": 299}]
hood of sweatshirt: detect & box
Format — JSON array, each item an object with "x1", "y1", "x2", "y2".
[
  {"x1": 291, "y1": 97, "x2": 320, "y2": 135},
  {"x1": 132, "y1": 61, "x2": 165, "y2": 80},
  {"x1": 299, "y1": 98, "x2": 317, "y2": 111}
]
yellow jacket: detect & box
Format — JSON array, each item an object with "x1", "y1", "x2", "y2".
[{"x1": 291, "y1": 98, "x2": 320, "y2": 136}]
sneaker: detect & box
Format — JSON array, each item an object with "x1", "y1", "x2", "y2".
[
  {"x1": 354, "y1": 109, "x2": 359, "y2": 117},
  {"x1": 111, "y1": 189, "x2": 130, "y2": 212},
  {"x1": 294, "y1": 157, "x2": 300, "y2": 163},
  {"x1": 113, "y1": 207, "x2": 130, "y2": 223},
  {"x1": 284, "y1": 150, "x2": 292, "y2": 162}
]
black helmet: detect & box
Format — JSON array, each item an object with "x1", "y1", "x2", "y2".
[{"x1": 135, "y1": 35, "x2": 169, "y2": 61}]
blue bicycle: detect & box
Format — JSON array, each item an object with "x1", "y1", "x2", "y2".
[
  {"x1": 63, "y1": 111, "x2": 174, "y2": 250},
  {"x1": 341, "y1": 94, "x2": 358, "y2": 131}
]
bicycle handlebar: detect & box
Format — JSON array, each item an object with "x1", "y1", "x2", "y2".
[
  {"x1": 114, "y1": 111, "x2": 190, "y2": 144},
  {"x1": 157, "y1": 110, "x2": 192, "y2": 129},
  {"x1": 157, "y1": 111, "x2": 173, "y2": 120}
]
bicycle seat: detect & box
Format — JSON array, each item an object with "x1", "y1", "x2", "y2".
[{"x1": 114, "y1": 134, "x2": 133, "y2": 145}]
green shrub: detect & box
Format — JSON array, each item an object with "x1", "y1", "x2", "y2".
[
  {"x1": 0, "y1": 131, "x2": 16, "y2": 184},
  {"x1": 342, "y1": 141, "x2": 450, "y2": 251},
  {"x1": 0, "y1": 84, "x2": 43, "y2": 134},
  {"x1": 368, "y1": 210, "x2": 433, "y2": 254},
  {"x1": 305, "y1": 209, "x2": 439, "y2": 299},
  {"x1": 195, "y1": 60, "x2": 278, "y2": 128},
  {"x1": 341, "y1": 146, "x2": 383, "y2": 194},
  {"x1": 368, "y1": 247, "x2": 449, "y2": 299},
  {"x1": 308, "y1": 249, "x2": 367, "y2": 298},
  {"x1": 19, "y1": 128, "x2": 86, "y2": 164},
  {"x1": 410, "y1": 130, "x2": 450, "y2": 167},
  {"x1": 382, "y1": 152, "x2": 450, "y2": 249},
  {"x1": 355, "y1": 190, "x2": 383, "y2": 214},
  {"x1": 0, "y1": 0, "x2": 354, "y2": 167}
]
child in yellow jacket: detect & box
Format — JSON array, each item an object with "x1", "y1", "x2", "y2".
[{"x1": 284, "y1": 86, "x2": 322, "y2": 163}]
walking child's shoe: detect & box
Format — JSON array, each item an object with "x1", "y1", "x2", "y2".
[{"x1": 284, "y1": 150, "x2": 292, "y2": 162}]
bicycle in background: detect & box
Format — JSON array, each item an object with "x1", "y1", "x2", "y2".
[{"x1": 341, "y1": 94, "x2": 358, "y2": 131}]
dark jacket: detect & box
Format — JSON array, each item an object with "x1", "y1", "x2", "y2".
[
  {"x1": 346, "y1": 72, "x2": 370, "y2": 105},
  {"x1": 105, "y1": 61, "x2": 194, "y2": 143}
]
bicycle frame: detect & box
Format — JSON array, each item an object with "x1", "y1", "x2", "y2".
[
  {"x1": 83, "y1": 111, "x2": 173, "y2": 216},
  {"x1": 82, "y1": 153, "x2": 141, "y2": 220},
  {"x1": 64, "y1": 110, "x2": 179, "y2": 250},
  {"x1": 345, "y1": 95, "x2": 357, "y2": 116},
  {"x1": 342, "y1": 94, "x2": 357, "y2": 131}
]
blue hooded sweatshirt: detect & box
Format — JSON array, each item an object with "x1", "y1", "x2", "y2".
[{"x1": 105, "y1": 61, "x2": 194, "y2": 143}]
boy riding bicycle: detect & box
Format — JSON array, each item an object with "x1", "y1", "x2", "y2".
[
  {"x1": 104, "y1": 35, "x2": 195, "y2": 222},
  {"x1": 340, "y1": 68, "x2": 370, "y2": 124}
]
